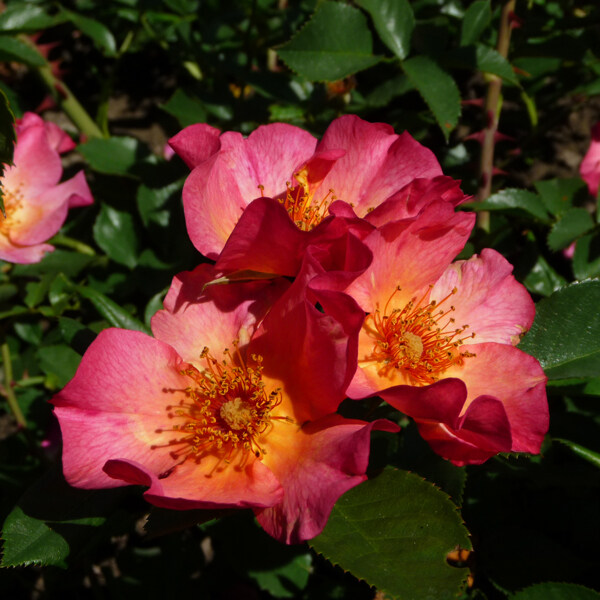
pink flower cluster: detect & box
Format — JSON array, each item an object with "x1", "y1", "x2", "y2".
[
  {"x1": 0, "y1": 113, "x2": 93, "y2": 264},
  {"x1": 53, "y1": 116, "x2": 548, "y2": 543}
]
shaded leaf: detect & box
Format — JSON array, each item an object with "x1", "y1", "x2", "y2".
[
  {"x1": 573, "y1": 232, "x2": 600, "y2": 280},
  {"x1": 523, "y1": 253, "x2": 567, "y2": 297},
  {"x1": 37, "y1": 345, "x2": 82, "y2": 388},
  {"x1": 0, "y1": 5, "x2": 63, "y2": 31},
  {"x1": 277, "y1": 2, "x2": 381, "y2": 82},
  {"x1": 249, "y1": 553, "x2": 312, "y2": 598},
  {"x1": 78, "y1": 136, "x2": 149, "y2": 176},
  {"x1": 61, "y1": 9, "x2": 117, "y2": 56},
  {"x1": 310, "y1": 469, "x2": 471, "y2": 600},
  {"x1": 402, "y1": 55, "x2": 461, "y2": 140},
  {"x1": 519, "y1": 280, "x2": 600, "y2": 379},
  {"x1": 534, "y1": 177, "x2": 585, "y2": 217},
  {"x1": 547, "y1": 207, "x2": 594, "y2": 251},
  {"x1": 74, "y1": 284, "x2": 150, "y2": 333},
  {"x1": 466, "y1": 189, "x2": 550, "y2": 222},
  {"x1": 161, "y1": 89, "x2": 207, "y2": 127},
  {"x1": 356, "y1": 0, "x2": 414, "y2": 60},
  {"x1": 512, "y1": 582, "x2": 600, "y2": 600},
  {"x1": 93, "y1": 204, "x2": 139, "y2": 268},
  {"x1": 460, "y1": 0, "x2": 491, "y2": 46},
  {"x1": 0, "y1": 35, "x2": 45, "y2": 66}
]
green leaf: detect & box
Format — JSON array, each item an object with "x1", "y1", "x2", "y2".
[
  {"x1": 93, "y1": 204, "x2": 139, "y2": 268},
  {"x1": 460, "y1": 0, "x2": 491, "y2": 46},
  {"x1": 356, "y1": 0, "x2": 414, "y2": 60},
  {"x1": 553, "y1": 439, "x2": 600, "y2": 469},
  {"x1": 248, "y1": 553, "x2": 312, "y2": 598},
  {"x1": 547, "y1": 207, "x2": 595, "y2": 251},
  {"x1": 512, "y1": 582, "x2": 600, "y2": 600},
  {"x1": 573, "y1": 232, "x2": 600, "y2": 280},
  {"x1": 74, "y1": 284, "x2": 150, "y2": 333},
  {"x1": 1, "y1": 466, "x2": 121, "y2": 568},
  {"x1": 466, "y1": 189, "x2": 550, "y2": 222},
  {"x1": 310, "y1": 469, "x2": 471, "y2": 599},
  {"x1": 37, "y1": 345, "x2": 81, "y2": 388},
  {"x1": 0, "y1": 34, "x2": 45, "y2": 66},
  {"x1": 0, "y1": 5, "x2": 63, "y2": 31},
  {"x1": 474, "y1": 45, "x2": 518, "y2": 84},
  {"x1": 137, "y1": 180, "x2": 182, "y2": 227},
  {"x1": 12, "y1": 250, "x2": 94, "y2": 279},
  {"x1": 534, "y1": 177, "x2": 585, "y2": 217},
  {"x1": 161, "y1": 89, "x2": 207, "y2": 127},
  {"x1": 402, "y1": 55, "x2": 461, "y2": 140},
  {"x1": 519, "y1": 280, "x2": 600, "y2": 379},
  {"x1": 523, "y1": 253, "x2": 566, "y2": 297},
  {"x1": 78, "y1": 136, "x2": 149, "y2": 176},
  {"x1": 60, "y1": 9, "x2": 116, "y2": 56},
  {"x1": 277, "y1": 1, "x2": 381, "y2": 82}
]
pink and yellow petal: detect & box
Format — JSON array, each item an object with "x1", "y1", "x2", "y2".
[
  {"x1": 430, "y1": 249, "x2": 535, "y2": 346},
  {"x1": 444, "y1": 342, "x2": 548, "y2": 454},
  {"x1": 346, "y1": 202, "x2": 475, "y2": 312},
  {"x1": 256, "y1": 414, "x2": 399, "y2": 543}
]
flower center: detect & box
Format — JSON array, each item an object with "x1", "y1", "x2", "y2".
[
  {"x1": 363, "y1": 286, "x2": 476, "y2": 386},
  {"x1": 153, "y1": 341, "x2": 291, "y2": 477},
  {"x1": 0, "y1": 182, "x2": 24, "y2": 235},
  {"x1": 266, "y1": 166, "x2": 335, "y2": 231}
]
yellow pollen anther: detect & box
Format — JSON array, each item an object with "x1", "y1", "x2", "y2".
[
  {"x1": 363, "y1": 285, "x2": 476, "y2": 385},
  {"x1": 220, "y1": 397, "x2": 253, "y2": 430}
]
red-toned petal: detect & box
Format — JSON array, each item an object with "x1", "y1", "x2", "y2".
[
  {"x1": 255, "y1": 414, "x2": 399, "y2": 543},
  {"x1": 347, "y1": 202, "x2": 475, "y2": 312},
  {"x1": 313, "y1": 115, "x2": 442, "y2": 216},
  {"x1": 168, "y1": 123, "x2": 222, "y2": 169},
  {"x1": 251, "y1": 251, "x2": 365, "y2": 421},
  {"x1": 580, "y1": 122, "x2": 600, "y2": 197},
  {"x1": 104, "y1": 456, "x2": 283, "y2": 510},
  {"x1": 431, "y1": 249, "x2": 535, "y2": 346},
  {"x1": 365, "y1": 176, "x2": 468, "y2": 227},
  {"x1": 151, "y1": 263, "x2": 289, "y2": 367},
  {"x1": 445, "y1": 343, "x2": 548, "y2": 454}
]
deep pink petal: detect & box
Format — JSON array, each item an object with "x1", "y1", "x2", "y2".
[
  {"x1": 366, "y1": 176, "x2": 468, "y2": 227},
  {"x1": 256, "y1": 415, "x2": 399, "y2": 543},
  {"x1": 580, "y1": 122, "x2": 600, "y2": 197},
  {"x1": 168, "y1": 123, "x2": 222, "y2": 169},
  {"x1": 445, "y1": 343, "x2": 548, "y2": 454},
  {"x1": 64, "y1": 170, "x2": 94, "y2": 208},
  {"x1": 313, "y1": 115, "x2": 442, "y2": 216},
  {"x1": 44, "y1": 121, "x2": 76, "y2": 154},
  {"x1": 5, "y1": 119, "x2": 62, "y2": 196},
  {"x1": 0, "y1": 237, "x2": 54, "y2": 264},
  {"x1": 251, "y1": 250, "x2": 365, "y2": 421},
  {"x1": 346, "y1": 201, "x2": 475, "y2": 312},
  {"x1": 104, "y1": 456, "x2": 283, "y2": 510},
  {"x1": 430, "y1": 248, "x2": 535, "y2": 346},
  {"x1": 151, "y1": 263, "x2": 289, "y2": 367},
  {"x1": 215, "y1": 197, "x2": 373, "y2": 277}
]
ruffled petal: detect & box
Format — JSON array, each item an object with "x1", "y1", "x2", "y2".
[
  {"x1": 580, "y1": 122, "x2": 600, "y2": 197},
  {"x1": 430, "y1": 248, "x2": 535, "y2": 346},
  {"x1": 256, "y1": 414, "x2": 399, "y2": 543},
  {"x1": 168, "y1": 123, "x2": 222, "y2": 168},
  {"x1": 151, "y1": 263, "x2": 289, "y2": 367}
]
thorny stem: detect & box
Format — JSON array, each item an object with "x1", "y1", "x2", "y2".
[
  {"x1": 1, "y1": 341, "x2": 27, "y2": 429},
  {"x1": 476, "y1": 0, "x2": 517, "y2": 231}
]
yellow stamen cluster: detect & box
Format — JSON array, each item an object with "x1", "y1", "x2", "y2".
[
  {"x1": 267, "y1": 167, "x2": 334, "y2": 231},
  {"x1": 364, "y1": 286, "x2": 476, "y2": 385},
  {"x1": 152, "y1": 341, "x2": 290, "y2": 478},
  {"x1": 0, "y1": 183, "x2": 24, "y2": 235}
]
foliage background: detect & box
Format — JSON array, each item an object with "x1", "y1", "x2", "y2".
[{"x1": 0, "y1": 0, "x2": 599, "y2": 598}]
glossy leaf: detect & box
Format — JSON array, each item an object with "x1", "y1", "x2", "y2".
[
  {"x1": 277, "y1": 2, "x2": 380, "y2": 82},
  {"x1": 402, "y1": 55, "x2": 461, "y2": 140},
  {"x1": 460, "y1": 0, "x2": 491, "y2": 46},
  {"x1": 310, "y1": 469, "x2": 471, "y2": 600},
  {"x1": 519, "y1": 280, "x2": 600, "y2": 379},
  {"x1": 534, "y1": 177, "x2": 585, "y2": 217},
  {"x1": 573, "y1": 232, "x2": 600, "y2": 280},
  {"x1": 356, "y1": 0, "x2": 414, "y2": 60},
  {"x1": 547, "y1": 207, "x2": 595, "y2": 251},
  {"x1": 512, "y1": 582, "x2": 600, "y2": 600},
  {"x1": 61, "y1": 9, "x2": 117, "y2": 56},
  {"x1": 161, "y1": 89, "x2": 207, "y2": 127},
  {"x1": 78, "y1": 136, "x2": 149, "y2": 176},
  {"x1": 93, "y1": 204, "x2": 139, "y2": 268},
  {"x1": 74, "y1": 284, "x2": 150, "y2": 333},
  {"x1": 0, "y1": 35, "x2": 45, "y2": 66},
  {"x1": 523, "y1": 253, "x2": 567, "y2": 297},
  {"x1": 0, "y1": 5, "x2": 62, "y2": 31},
  {"x1": 37, "y1": 345, "x2": 82, "y2": 388},
  {"x1": 467, "y1": 189, "x2": 550, "y2": 221}
]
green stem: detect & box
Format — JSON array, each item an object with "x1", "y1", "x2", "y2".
[
  {"x1": 1, "y1": 342, "x2": 26, "y2": 429},
  {"x1": 50, "y1": 234, "x2": 96, "y2": 256}
]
